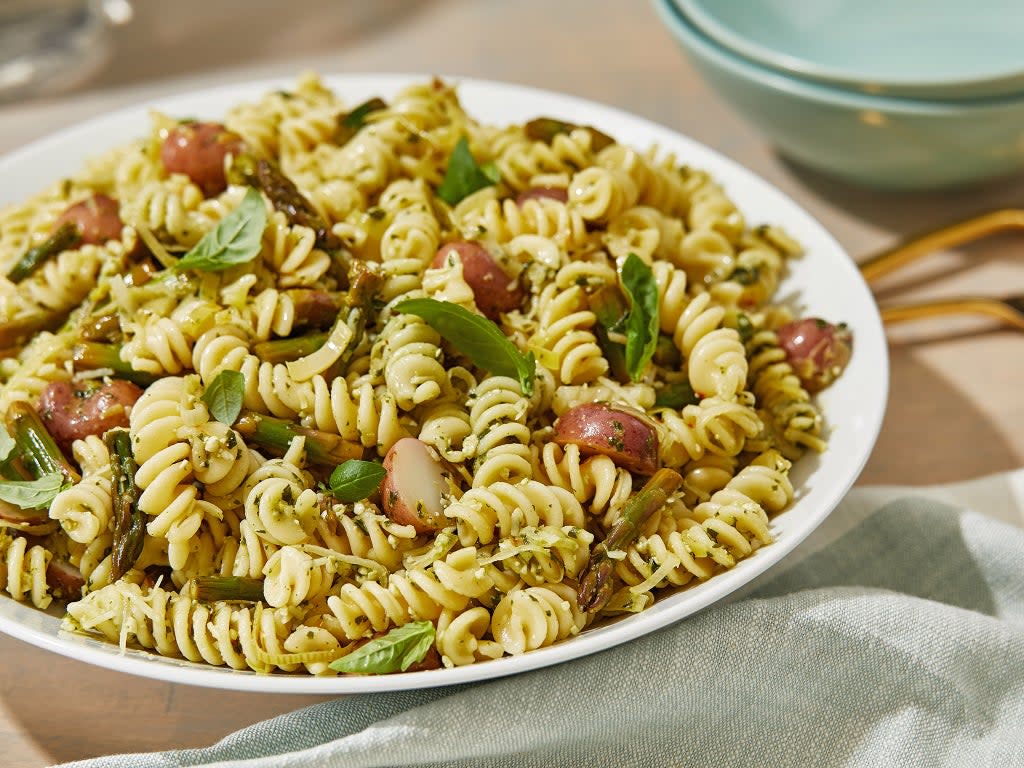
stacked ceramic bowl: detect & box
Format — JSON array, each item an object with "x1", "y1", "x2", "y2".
[{"x1": 652, "y1": 0, "x2": 1024, "y2": 188}]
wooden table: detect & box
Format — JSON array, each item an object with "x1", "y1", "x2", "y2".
[{"x1": 1, "y1": 2, "x2": 1021, "y2": 765}]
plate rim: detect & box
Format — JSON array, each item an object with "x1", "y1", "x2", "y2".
[{"x1": 0, "y1": 72, "x2": 889, "y2": 694}]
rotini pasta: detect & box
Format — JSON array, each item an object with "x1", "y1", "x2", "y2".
[{"x1": 0, "y1": 75, "x2": 844, "y2": 678}]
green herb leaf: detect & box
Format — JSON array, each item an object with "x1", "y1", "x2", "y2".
[
  {"x1": 436, "y1": 136, "x2": 499, "y2": 205},
  {"x1": 654, "y1": 381, "x2": 700, "y2": 409},
  {"x1": 329, "y1": 459, "x2": 386, "y2": 503},
  {"x1": 175, "y1": 187, "x2": 266, "y2": 272},
  {"x1": 330, "y1": 620, "x2": 435, "y2": 674},
  {"x1": 729, "y1": 265, "x2": 761, "y2": 286},
  {"x1": 0, "y1": 425, "x2": 14, "y2": 463},
  {"x1": 341, "y1": 97, "x2": 387, "y2": 132},
  {"x1": 202, "y1": 370, "x2": 245, "y2": 425},
  {"x1": 395, "y1": 298, "x2": 534, "y2": 395},
  {"x1": 0, "y1": 472, "x2": 66, "y2": 509},
  {"x1": 620, "y1": 253, "x2": 659, "y2": 382}
]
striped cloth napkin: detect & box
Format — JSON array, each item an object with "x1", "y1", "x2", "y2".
[{"x1": 59, "y1": 471, "x2": 1024, "y2": 768}]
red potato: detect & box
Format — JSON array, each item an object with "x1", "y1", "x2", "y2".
[
  {"x1": 553, "y1": 402, "x2": 659, "y2": 475},
  {"x1": 38, "y1": 379, "x2": 144, "y2": 454},
  {"x1": 54, "y1": 194, "x2": 123, "y2": 245},
  {"x1": 431, "y1": 241, "x2": 525, "y2": 320},
  {"x1": 776, "y1": 317, "x2": 853, "y2": 393},
  {"x1": 380, "y1": 437, "x2": 451, "y2": 533},
  {"x1": 46, "y1": 559, "x2": 85, "y2": 600},
  {"x1": 515, "y1": 186, "x2": 568, "y2": 206},
  {"x1": 0, "y1": 502, "x2": 50, "y2": 526},
  {"x1": 160, "y1": 121, "x2": 245, "y2": 196}
]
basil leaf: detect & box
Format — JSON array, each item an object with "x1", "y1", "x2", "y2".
[
  {"x1": 0, "y1": 425, "x2": 14, "y2": 463},
  {"x1": 330, "y1": 459, "x2": 386, "y2": 503},
  {"x1": 330, "y1": 620, "x2": 435, "y2": 674},
  {"x1": 202, "y1": 370, "x2": 244, "y2": 425},
  {"x1": 395, "y1": 298, "x2": 534, "y2": 395},
  {"x1": 0, "y1": 472, "x2": 66, "y2": 509},
  {"x1": 621, "y1": 253, "x2": 659, "y2": 382},
  {"x1": 654, "y1": 381, "x2": 700, "y2": 409},
  {"x1": 436, "y1": 136, "x2": 499, "y2": 205},
  {"x1": 175, "y1": 187, "x2": 266, "y2": 272}
]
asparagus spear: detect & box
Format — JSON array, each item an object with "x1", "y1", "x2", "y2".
[
  {"x1": 0, "y1": 311, "x2": 68, "y2": 350},
  {"x1": 6, "y1": 223, "x2": 81, "y2": 283},
  {"x1": 524, "y1": 117, "x2": 616, "y2": 152},
  {"x1": 105, "y1": 429, "x2": 144, "y2": 581},
  {"x1": 288, "y1": 289, "x2": 344, "y2": 330},
  {"x1": 283, "y1": 262, "x2": 381, "y2": 380},
  {"x1": 577, "y1": 468, "x2": 682, "y2": 613},
  {"x1": 334, "y1": 97, "x2": 388, "y2": 145},
  {"x1": 234, "y1": 411, "x2": 362, "y2": 467},
  {"x1": 230, "y1": 154, "x2": 341, "y2": 251},
  {"x1": 71, "y1": 343, "x2": 158, "y2": 386},
  {"x1": 253, "y1": 332, "x2": 330, "y2": 364},
  {"x1": 79, "y1": 313, "x2": 122, "y2": 343},
  {"x1": 191, "y1": 576, "x2": 265, "y2": 603},
  {"x1": 5, "y1": 401, "x2": 80, "y2": 484}
]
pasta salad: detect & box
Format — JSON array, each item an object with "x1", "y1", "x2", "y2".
[{"x1": 0, "y1": 74, "x2": 851, "y2": 675}]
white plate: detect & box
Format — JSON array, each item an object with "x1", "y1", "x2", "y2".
[{"x1": 0, "y1": 74, "x2": 888, "y2": 693}]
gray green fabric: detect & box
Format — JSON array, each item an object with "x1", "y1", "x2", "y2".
[{"x1": 58, "y1": 472, "x2": 1024, "y2": 768}]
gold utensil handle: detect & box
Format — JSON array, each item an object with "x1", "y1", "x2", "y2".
[
  {"x1": 859, "y1": 208, "x2": 1024, "y2": 284},
  {"x1": 879, "y1": 297, "x2": 1024, "y2": 330}
]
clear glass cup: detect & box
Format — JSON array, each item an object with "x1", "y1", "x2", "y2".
[{"x1": 0, "y1": 0, "x2": 132, "y2": 102}]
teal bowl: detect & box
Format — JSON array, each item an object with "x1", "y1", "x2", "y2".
[
  {"x1": 675, "y1": 0, "x2": 1024, "y2": 100},
  {"x1": 652, "y1": 0, "x2": 1024, "y2": 188}
]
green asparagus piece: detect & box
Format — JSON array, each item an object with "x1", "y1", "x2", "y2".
[
  {"x1": 106, "y1": 429, "x2": 144, "y2": 582},
  {"x1": 191, "y1": 576, "x2": 265, "y2": 603},
  {"x1": 231, "y1": 154, "x2": 341, "y2": 250},
  {"x1": 71, "y1": 343, "x2": 158, "y2": 386},
  {"x1": 524, "y1": 117, "x2": 615, "y2": 152},
  {"x1": 335, "y1": 97, "x2": 387, "y2": 145},
  {"x1": 577, "y1": 468, "x2": 682, "y2": 613},
  {"x1": 79, "y1": 313, "x2": 122, "y2": 342},
  {"x1": 5, "y1": 401, "x2": 80, "y2": 484},
  {"x1": 253, "y1": 332, "x2": 330, "y2": 363},
  {"x1": 289, "y1": 289, "x2": 343, "y2": 330},
  {"x1": 0, "y1": 311, "x2": 67, "y2": 349},
  {"x1": 6, "y1": 223, "x2": 81, "y2": 283},
  {"x1": 589, "y1": 284, "x2": 629, "y2": 381},
  {"x1": 122, "y1": 269, "x2": 197, "y2": 304},
  {"x1": 234, "y1": 411, "x2": 362, "y2": 467}
]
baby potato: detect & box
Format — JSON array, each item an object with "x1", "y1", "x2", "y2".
[
  {"x1": 161, "y1": 121, "x2": 245, "y2": 197},
  {"x1": 38, "y1": 379, "x2": 143, "y2": 454},
  {"x1": 515, "y1": 186, "x2": 568, "y2": 206},
  {"x1": 553, "y1": 402, "x2": 659, "y2": 475},
  {"x1": 776, "y1": 317, "x2": 853, "y2": 393},
  {"x1": 432, "y1": 241, "x2": 524, "y2": 320},
  {"x1": 380, "y1": 437, "x2": 451, "y2": 533},
  {"x1": 54, "y1": 194, "x2": 123, "y2": 245}
]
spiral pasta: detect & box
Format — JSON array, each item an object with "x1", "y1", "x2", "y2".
[{"x1": 0, "y1": 75, "x2": 839, "y2": 677}]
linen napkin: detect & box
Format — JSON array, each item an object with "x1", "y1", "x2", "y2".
[{"x1": 58, "y1": 471, "x2": 1024, "y2": 768}]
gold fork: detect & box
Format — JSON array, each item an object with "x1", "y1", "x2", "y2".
[{"x1": 858, "y1": 208, "x2": 1024, "y2": 330}]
